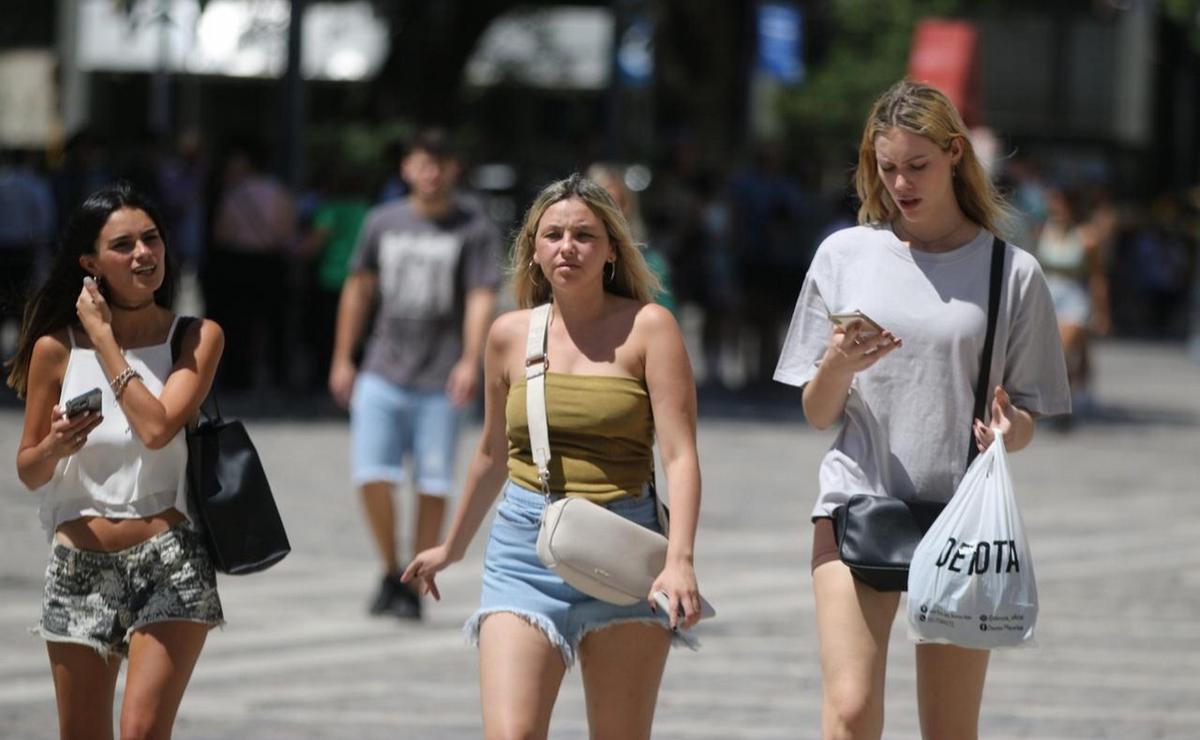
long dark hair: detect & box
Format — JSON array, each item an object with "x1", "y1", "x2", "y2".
[{"x1": 4, "y1": 182, "x2": 178, "y2": 397}]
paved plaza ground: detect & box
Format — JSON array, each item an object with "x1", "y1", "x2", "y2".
[{"x1": 1, "y1": 339, "x2": 1198, "y2": 739}]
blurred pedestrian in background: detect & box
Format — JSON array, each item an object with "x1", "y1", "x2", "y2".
[
  {"x1": 0, "y1": 148, "x2": 56, "y2": 357},
  {"x1": 1035, "y1": 184, "x2": 1110, "y2": 415},
  {"x1": 774, "y1": 80, "x2": 1070, "y2": 739},
  {"x1": 207, "y1": 141, "x2": 297, "y2": 391},
  {"x1": 403, "y1": 173, "x2": 706, "y2": 740},
  {"x1": 51, "y1": 131, "x2": 112, "y2": 235},
  {"x1": 300, "y1": 160, "x2": 371, "y2": 392},
  {"x1": 157, "y1": 130, "x2": 209, "y2": 318},
  {"x1": 586, "y1": 162, "x2": 676, "y2": 313},
  {"x1": 7, "y1": 183, "x2": 224, "y2": 740},
  {"x1": 1123, "y1": 192, "x2": 1194, "y2": 338},
  {"x1": 329, "y1": 130, "x2": 502, "y2": 620},
  {"x1": 730, "y1": 142, "x2": 815, "y2": 386}
]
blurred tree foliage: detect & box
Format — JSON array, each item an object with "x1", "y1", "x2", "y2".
[
  {"x1": 1163, "y1": 0, "x2": 1200, "y2": 50},
  {"x1": 777, "y1": 0, "x2": 962, "y2": 177}
]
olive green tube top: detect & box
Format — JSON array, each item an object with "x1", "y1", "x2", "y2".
[{"x1": 506, "y1": 373, "x2": 654, "y2": 503}]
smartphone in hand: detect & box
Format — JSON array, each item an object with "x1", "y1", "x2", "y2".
[
  {"x1": 652, "y1": 590, "x2": 717, "y2": 625},
  {"x1": 829, "y1": 310, "x2": 885, "y2": 339},
  {"x1": 63, "y1": 387, "x2": 102, "y2": 417}
]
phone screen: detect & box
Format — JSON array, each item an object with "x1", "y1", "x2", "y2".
[{"x1": 64, "y1": 387, "x2": 102, "y2": 416}]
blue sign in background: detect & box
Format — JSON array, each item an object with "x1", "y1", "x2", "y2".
[
  {"x1": 617, "y1": 18, "x2": 655, "y2": 87},
  {"x1": 757, "y1": 3, "x2": 805, "y2": 86}
]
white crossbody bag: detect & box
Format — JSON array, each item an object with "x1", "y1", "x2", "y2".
[{"x1": 527, "y1": 303, "x2": 713, "y2": 618}]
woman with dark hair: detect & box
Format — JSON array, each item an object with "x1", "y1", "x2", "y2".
[{"x1": 7, "y1": 182, "x2": 224, "y2": 739}]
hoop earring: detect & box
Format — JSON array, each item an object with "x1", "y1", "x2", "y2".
[{"x1": 604, "y1": 261, "x2": 616, "y2": 284}]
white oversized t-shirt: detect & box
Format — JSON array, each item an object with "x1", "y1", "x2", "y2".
[{"x1": 774, "y1": 224, "x2": 1071, "y2": 519}]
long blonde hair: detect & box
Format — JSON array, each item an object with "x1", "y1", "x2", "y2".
[
  {"x1": 510, "y1": 173, "x2": 661, "y2": 308},
  {"x1": 855, "y1": 80, "x2": 1011, "y2": 235}
]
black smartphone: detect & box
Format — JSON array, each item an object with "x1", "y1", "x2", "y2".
[{"x1": 64, "y1": 387, "x2": 102, "y2": 417}]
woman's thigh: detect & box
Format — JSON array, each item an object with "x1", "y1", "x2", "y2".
[
  {"x1": 46, "y1": 641, "x2": 122, "y2": 740},
  {"x1": 478, "y1": 612, "x2": 567, "y2": 740},
  {"x1": 120, "y1": 621, "x2": 209, "y2": 739},
  {"x1": 812, "y1": 560, "x2": 901, "y2": 732},
  {"x1": 915, "y1": 643, "x2": 990, "y2": 740},
  {"x1": 577, "y1": 621, "x2": 671, "y2": 740}
]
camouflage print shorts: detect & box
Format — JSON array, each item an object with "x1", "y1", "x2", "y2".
[{"x1": 34, "y1": 524, "x2": 223, "y2": 658}]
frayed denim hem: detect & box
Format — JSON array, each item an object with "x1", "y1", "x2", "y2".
[
  {"x1": 465, "y1": 608, "x2": 575, "y2": 667},
  {"x1": 574, "y1": 615, "x2": 702, "y2": 653},
  {"x1": 127, "y1": 616, "x2": 226, "y2": 642},
  {"x1": 31, "y1": 626, "x2": 122, "y2": 661}
]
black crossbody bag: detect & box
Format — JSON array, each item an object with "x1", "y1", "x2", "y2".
[
  {"x1": 832, "y1": 237, "x2": 1005, "y2": 592},
  {"x1": 173, "y1": 317, "x2": 291, "y2": 575}
]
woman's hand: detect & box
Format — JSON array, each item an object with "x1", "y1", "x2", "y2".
[
  {"x1": 76, "y1": 277, "x2": 112, "y2": 341},
  {"x1": 974, "y1": 385, "x2": 1014, "y2": 451},
  {"x1": 822, "y1": 321, "x2": 902, "y2": 376},
  {"x1": 401, "y1": 544, "x2": 457, "y2": 601},
  {"x1": 973, "y1": 385, "x2": 1037, "y2": 453},
  {"x1": 45, "y1": 404, "x2": 103, "y2": 460},
  {"x1": 649, "y1": 558, "x2": 702, "y2": 631}
]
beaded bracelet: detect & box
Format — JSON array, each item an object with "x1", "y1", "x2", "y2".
[{"x1": 109, "y1": 366, "x2": 142, "y2": 399}]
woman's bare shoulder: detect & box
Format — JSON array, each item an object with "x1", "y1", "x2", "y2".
[
  {"x1": 32, "y1": 330, "x2": 72, "y2": 365},
  {"x1": 630, "y1": 301, "x2": 679, "y2": 335},
  {"x1": 490, "y1": 309, "x2": 530, "y2": 346}
]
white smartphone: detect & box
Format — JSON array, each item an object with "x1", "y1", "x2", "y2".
[
  {"x1": 828, "y1": 309, "x2": 885, "y2": 338},
  {"x1": 653, "y1": 590, "x2": 717, "y2": 624}
]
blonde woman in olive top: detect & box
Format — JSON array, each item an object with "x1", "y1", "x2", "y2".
[{"x1": 404, "y1": 174, "x2": 705, "y2": 740}]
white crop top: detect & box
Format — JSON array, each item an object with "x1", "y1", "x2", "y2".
[{"x1": 37, "y1": 316, "x2": 191, "y2": 540}]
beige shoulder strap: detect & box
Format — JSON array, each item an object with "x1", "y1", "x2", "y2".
[{"x1": 525, "y1": 303, "x2": 552, "y2": 494}]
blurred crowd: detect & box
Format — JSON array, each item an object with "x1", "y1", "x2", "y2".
[{"x1": 2, "y1": 130, "x2": 1198, "y2": 400}]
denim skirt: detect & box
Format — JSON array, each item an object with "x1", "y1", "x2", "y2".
[{"x1": 464, "y1": 480, "x2": 697, "y2": 667}]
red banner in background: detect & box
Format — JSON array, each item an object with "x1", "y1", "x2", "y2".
[{"x1": 908, "y1": 19, "x2": 981, "y2": 127}]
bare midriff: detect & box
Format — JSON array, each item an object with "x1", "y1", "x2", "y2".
[{"x1": 54, "y1": 508, "x2": 187, "y2": 551}]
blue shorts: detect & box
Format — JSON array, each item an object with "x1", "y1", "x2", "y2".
[
  {"x1": 1045, "y1": 274, "x2": 1091, "y2": 327},
  {"x1": 350, "y1": 373, "x2": 460, "y2": 495},
  {"x1": 463, "y1": 480, "x2": 698, "y2": 667}
]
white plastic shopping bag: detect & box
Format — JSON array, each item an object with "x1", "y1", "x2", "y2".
[{"x1": 906, "y1": 435, "x2": 1037, "y2": 649}]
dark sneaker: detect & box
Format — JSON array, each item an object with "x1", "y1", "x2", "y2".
[
  {"x1": 368, "y1": 573, "x2": 422, "y2": 620},
  {"x1": 387, "y1": 579, "x2": 422, "y2": 620}
]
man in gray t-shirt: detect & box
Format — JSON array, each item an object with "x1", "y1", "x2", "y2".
[{"x1": 329, "y1": 131, "x2": 501, "y2": 619}]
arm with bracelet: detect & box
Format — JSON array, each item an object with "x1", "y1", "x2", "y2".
[{"x1": 75, "y1": 277, "x2": 222, "y2": 450}]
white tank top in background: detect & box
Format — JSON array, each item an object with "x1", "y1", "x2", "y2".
[
  {"x1": 38, "y1": 315, "x2": 191, "y2": 540},
  {"x1": 1036, "y1": 223, "x2": 1087, "y2": 280}
]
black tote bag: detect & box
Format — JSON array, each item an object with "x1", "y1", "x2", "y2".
[{"x1": 174, "y1": 318, "x2": 291, "y2": 575}]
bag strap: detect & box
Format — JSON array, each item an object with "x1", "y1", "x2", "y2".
[
  {"x1": 521, "y1": 301, "x2": 665, "y2": 525},
  {"x1": 171, "y1": 315, "x2": 221, "y2": 422},
  {"x1": 525, "y1": 303, "x2": 553, "y2": 495},
  {"x1": 966, "y1": 237, "x2": 1006, "y2": 467},
  {"x1": 171, "y1": 316, "x2": 199, "y2": 364}
]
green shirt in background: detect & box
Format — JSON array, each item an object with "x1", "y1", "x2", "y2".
[
  {"x1": 314, "y1": 199, "x2": 371, "y2": 292},
  {"x1": 642, "y1": 245, "x2": 676, "y2": 314}
]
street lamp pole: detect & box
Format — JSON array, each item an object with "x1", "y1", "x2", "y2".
[{"x1": 281, "y1": 0, "x2": 306, "y2": 189}]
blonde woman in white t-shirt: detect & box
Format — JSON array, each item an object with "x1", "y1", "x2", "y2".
[
  {"x1": 7, "y1": 183, "x2": 224, "y2": 740},
  {"x1": 774, "y1": 81, "x2": 1070, "y2": 739}
]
